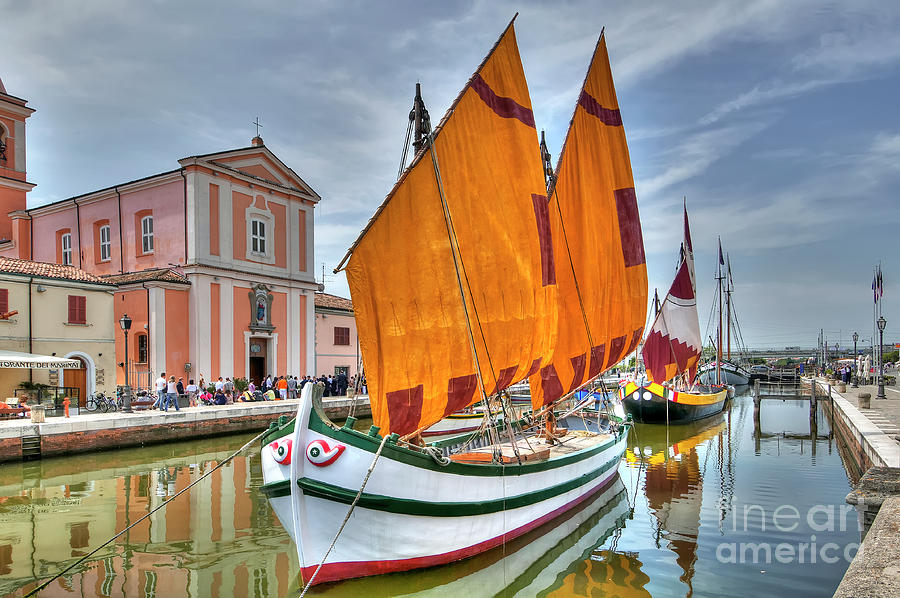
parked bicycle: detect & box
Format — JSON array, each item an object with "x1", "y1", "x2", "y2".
[{"x1": 86, "y1": 392, "x2": 118, "y2": 413}]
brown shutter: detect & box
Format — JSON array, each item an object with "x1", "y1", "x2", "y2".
[
  {"x1": 68, "y1": 296, "x2": 86, "y2": 324},
  {"x1": 0, "y1": 289, "x2": 8, "y2": 314}
]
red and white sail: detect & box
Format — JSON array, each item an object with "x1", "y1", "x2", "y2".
[{"x1": 641, "y1": 204, "x2": 702, "y2": 383}]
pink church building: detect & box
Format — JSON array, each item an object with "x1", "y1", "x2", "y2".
[{"x1": 0, "y1": 75, "x2": 320, "y2": 389}]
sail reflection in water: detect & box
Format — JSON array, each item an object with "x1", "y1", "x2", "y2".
[{"x1": 0, "y1": 435, "x2": 296, "y2": 598}]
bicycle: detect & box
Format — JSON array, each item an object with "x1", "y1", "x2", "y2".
[{"x1": 86, "y1": 392, "x2": 117, "y2": 413}]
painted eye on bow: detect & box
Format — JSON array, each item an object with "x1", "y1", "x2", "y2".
[
  {"x1": 269, "y1": 438, "x2": 293, "y2": 465},
  {"x1": 306, "y1": 439, "x2": 345, "y2": 467}
]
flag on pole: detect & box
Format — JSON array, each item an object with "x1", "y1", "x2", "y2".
[
  {"x1": 718, "y1": 238, "x2": 724, "y2": 265},
  {"x1": 873, "y1": 265, "x2": 884, "y2": 303}
]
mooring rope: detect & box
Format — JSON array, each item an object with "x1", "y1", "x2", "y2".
[
  {"x1": 300, "y1": 433, "x2": 391, "y2": 596},
  {"x1": 25, "y1": 428, "x2": 269, "y2": 597}
]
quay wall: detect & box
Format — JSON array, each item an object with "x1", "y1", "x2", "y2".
[
  {"x1": 0, "y1": 397, "x2": 370, "y2": 463},
  {"x1": 813, "y1": 379, "x2": 899, "y2": 469}
]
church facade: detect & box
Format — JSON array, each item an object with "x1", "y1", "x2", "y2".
[{"x1": 0, "y1": 76, "x2": 320, "y2": 389}]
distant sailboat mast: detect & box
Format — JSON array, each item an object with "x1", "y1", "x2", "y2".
[
  {"x1": 716, "y1": 238, "x2": 724, "y2": 386},
  {"x1": 726, "y1": 254, "x2": 732, "y2": 361}
]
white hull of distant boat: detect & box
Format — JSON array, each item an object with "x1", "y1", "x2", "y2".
[{"x1": 697, "y1": 361, "x2": 750, "y2": 386}]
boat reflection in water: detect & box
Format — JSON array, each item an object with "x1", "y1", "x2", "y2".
[
  {"x1": 623, "y1": 413, "x2": 731, "y2": 596},
  {"x1": 315, "y1": 476, "x2": 640, "y2": 597}
]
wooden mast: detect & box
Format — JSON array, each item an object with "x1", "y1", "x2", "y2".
[
  {"x1": 411, "y1": 82, "x2": 431, "y2": 155},
  {"x1": 726, "y1": 254, "x2": 731, "y2": 361},
  {"x1": 716, "y1": 238, "x2": 723, "y2": 385}
]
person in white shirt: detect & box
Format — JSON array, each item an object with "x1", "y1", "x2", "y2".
[
  {"x1": 215, "y1": 377, "x2": 225, "y2": 392},
  {"x1": 165, "y1": 376, "x2": 180, "y2": 412},
  {"x1": 154, "y1": 373, "x2": 167, "y2": 410},
  {"x1": 186, "y1": 379, "x2": 199, "y2": 407}
]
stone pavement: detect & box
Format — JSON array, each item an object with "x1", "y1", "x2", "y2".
[{"x1": 828, "y1": 377, "x2": 900, "y2": 439}]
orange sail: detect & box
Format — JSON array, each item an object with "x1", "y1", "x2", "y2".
[
  {"x1": 529, "y1": 34, "x2": 648, "y2": 409},
  {"x1": 342, "y1": 22, "x2": 556, "y2": 435}
]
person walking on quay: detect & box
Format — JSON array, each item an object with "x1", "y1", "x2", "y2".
[
  {"x1": 154, "y1": 372, "x2": 167, "y2": 410},
  {"x1": 337, "y1": 372, "x2": 348, "y2": 396},
  {"x1": 277, "y1": 375, "x2": 288, "y2": 399},
  {"x1": 165, "y1": 376, "x2": 180, "y2": 412},
  {"x1": 176, "y1": 377, "x2": 185, "y2": 397},
  {"x1": 215, "y1": 377, "x2": 225, "y2": 393},
  {"x1": 186, "y1": 379, "x2": 198, "y2": 406},
  {"x1": 264, "y1": 374, "x2": 273, "y2": 393},
  {"x1": 224, "y1": 377, "x2": 234, "y2": 397},
  {"x1": 288, "y1": 375, "x2": 298, "y2": 399}
]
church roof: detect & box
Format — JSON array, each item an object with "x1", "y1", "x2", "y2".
[
  {"x1": 0, "y1": 256, "x2": 113, "y2": 285},
  {"x1": 314, "y1": 292, "x2": 353, "y2": 313},
  {"x1": 0, "y1": 76, "x2": 6, "y2": 94},
  {"x1": 102, "y1": 268, "x2": 190, "y2": 286}
]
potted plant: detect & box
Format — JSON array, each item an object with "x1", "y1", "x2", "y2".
[{"x1": 16, "y1": 381, "x2": 50, "y2": 405}]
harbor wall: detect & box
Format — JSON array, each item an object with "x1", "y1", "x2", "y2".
[{"x1": 0, "y1": 397, "x2": 370, "y2": 463}]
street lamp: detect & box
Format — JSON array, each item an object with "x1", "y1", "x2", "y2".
[
  {"x1": 852, "y1": 332, "x2": 859, "y2": 387},
  {"x1": 876, "y1": 316, "x2": 887, "y2": 399},
  {"x1": 119, "y1": 313, "x2": 133, "y2": 412}
]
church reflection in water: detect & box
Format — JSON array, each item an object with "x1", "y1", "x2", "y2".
[{"x1": 0, "y1": 439, "x2": 297, "y2": 598}]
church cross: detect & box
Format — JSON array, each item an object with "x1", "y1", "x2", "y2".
[{"x1": 253, "y1": 117, "x2": 263, "y2": 137}]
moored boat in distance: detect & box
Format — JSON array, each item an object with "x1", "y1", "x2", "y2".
[
  {"x1": 698, "y1": 360, "x2": 750, "y2": 386},
  {"x1": 259, "y1": 17, "x2": 649, "y2": 587},
  {"x1": 697, "y1": 244, "x2": 751, "y2": 386},
  {"x1": 622, "y1": 202, "x2": 728, "y2": 424}
]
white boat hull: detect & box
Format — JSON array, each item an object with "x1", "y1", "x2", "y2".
[
  {"x1": 698, "y1": 361, "x2": 750, "y2": 386},
  {"x1": 259, "y1": 384, "x2": 628, "y2": 585}
]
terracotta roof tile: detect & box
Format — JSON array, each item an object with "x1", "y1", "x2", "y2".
[
  {"x1": 102, "y1": 268, "x2": 190, "y2": 286},
  {"x1": 315, "y1": 292, "x2": 353, "y2": 312},
  {"x1": 0, "y1": 256, "x2": 113, "y2": 285}
]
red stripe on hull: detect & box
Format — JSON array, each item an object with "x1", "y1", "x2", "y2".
[{"x1": 299, "y1": 467, "x2": 620, "y2": 585}]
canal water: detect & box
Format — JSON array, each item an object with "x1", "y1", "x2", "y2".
[{"x1": 0, "y1": 390, "x2": 860, "y2": 597}]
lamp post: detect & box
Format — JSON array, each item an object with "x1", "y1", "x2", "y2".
[
  {"x1": 119, "y1": 313, "x2": 133, "y2": 412},
  {"x1": 876, "y1": 316, "x2": 887, "y2": 399},
  {"x1": 852, "y1": 332, "x2": 859, "y2": 387}
]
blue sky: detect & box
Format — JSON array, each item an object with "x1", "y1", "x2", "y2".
[{"x1": 1, "y1": 0, "x2": 897, "y2": 349}]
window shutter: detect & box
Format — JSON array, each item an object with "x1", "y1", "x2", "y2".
[
  {"x1": 0, "y1": 289, "x2": 8, "y2": 314},
  {"x1": 68, "y1": 296, "x2": 86, "y2": 324}
]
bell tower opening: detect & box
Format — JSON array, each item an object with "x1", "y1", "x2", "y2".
[{"x1": 0, "y1": 75, "x2": 36, "y2": 243}]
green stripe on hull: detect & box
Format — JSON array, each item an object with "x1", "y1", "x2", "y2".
[{"x1": 281, "y1": 455, "x2": 620, "y2": 516}]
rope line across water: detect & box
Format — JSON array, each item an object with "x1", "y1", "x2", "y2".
[{"x1": 24, "y1": 428, "x2": 269, "y2": 597}]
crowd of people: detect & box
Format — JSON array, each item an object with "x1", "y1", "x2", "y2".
[{"x1": 149, "y1": 371, "x2": 366, "y2": 410}]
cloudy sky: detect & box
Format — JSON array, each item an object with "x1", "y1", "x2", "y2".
[{"x1": 2, "y1": 0, "x2": 897, "y2": 350}]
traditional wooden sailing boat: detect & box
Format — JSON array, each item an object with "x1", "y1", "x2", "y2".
[
  {"x1": 698, "y1": 243, "x2": 751, "y2": 385},
  {"x1": 259, "y1": 18, "x2": 647, "y2": 586},
  {"x1": 621, "y1": 204, "x2": 728, "y2": 423}
]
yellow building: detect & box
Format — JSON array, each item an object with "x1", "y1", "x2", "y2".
[{"x1": 0, "y1": 256, "x2": 116, "y2": 404}]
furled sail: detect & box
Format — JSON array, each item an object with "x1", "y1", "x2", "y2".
[
  {"x1": 528, "y1": 33, "x2": 648, "y2": 409},
  {"x1": 341, "y1": 21, "x2": 556, "y2": 435},
  {"x1": 641, "y1": 204, "x2": 702, "y2": 383}
]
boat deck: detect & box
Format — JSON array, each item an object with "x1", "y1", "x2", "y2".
[{"x1": 449, "y1": 430, "x2": 613, "y2": 464}]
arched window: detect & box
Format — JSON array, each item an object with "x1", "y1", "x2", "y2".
[
  {"x1": 0, "y1": 126, "x2": 7, "y2": 163},
  {"x1": 61, "y1": 232, "x2": 72, "y2": 265},
  {"x1": 99, "y1": 224, "x2": 111, "y2": 262},
  {"x1": 141, "y1": 215, "x2": 154, "y2": 253}
]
